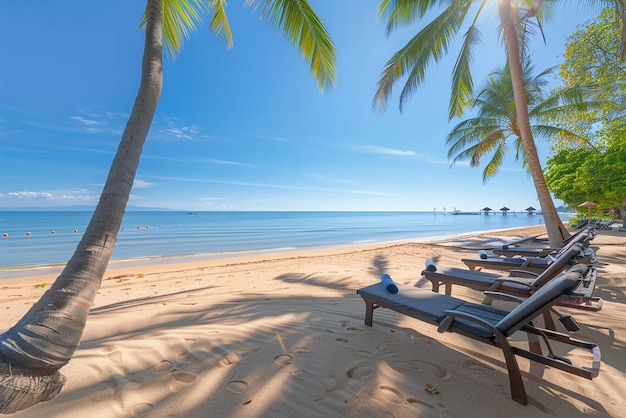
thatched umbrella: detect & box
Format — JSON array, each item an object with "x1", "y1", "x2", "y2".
[
  {"x1": 578, "y1": 201, "x2": 597, "y2": 219},
  {"x1": 525, "y1": 206, "x2": 536, "y2": 215},
  {"x1": 482, "y1": 207, "x2": 492, "y2": 215},
  {"x1": 500, "y1": 206, "x2": 510, "y2": 215}
]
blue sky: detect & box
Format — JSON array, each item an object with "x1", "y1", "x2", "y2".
[{"x1": 0, "y1": 1, "x2": 595, "y2": 212}]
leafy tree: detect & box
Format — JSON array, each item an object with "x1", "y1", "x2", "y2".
[
  {"x1": 0, "y1": 0, "x2": 336, "y2": 413},
  {"x1": 545, "y1": 140, "x2": 626, "y2": 222},
  {"x1": 447, "y1": 59, "x2": 594, "y2": 181},
  {"x1": 373, "y1": 0, "x2": 570, "y2": 251},
  {"x1": 546, "y1": 8, "x2": 626, "y2": 226}
]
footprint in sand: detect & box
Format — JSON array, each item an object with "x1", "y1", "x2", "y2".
[
  {"x1": 103, "y1": 350, "x2": 123, "y2": 365},
  {"x1": 220, "y1": 353, "x2": 240, "y2": 366},
  {"x1": 129, "y1": 403, "x2": 154, "y2": 417},
  {"x1": 293, "y1": 346, "x2": 311, "y2": 353},
  {"x1": 291, "y1": 370, "x2": 310, "y2": 380},
  {"x1": 378, "y1": 385, "x2": 405, "y2": 404},
  {"x1": 391, "y1": 360, "x2": 451, "y2": 379},
  {"x1": 167, "y1": 372, "x2": 196, "y2": 392},
  {"x1": 172, "y1": 372, "x2": 196, "y2": 383},
  {"x1": 152, "y1": 360, "x2": 176, "y2": 374},
  {"x1": 346, "y1": 362, "x2": 374, "y2": 380},
  {"x1": 462, "y1": 359, "x2": 494, "y2": 372},
  {"x1": 226, "y1": 380, "x2": 249, "y2": 393},
  {"x1": 340, "y1": 321, "x2": 362, "y2": 333},
  {"x1": 274, "y1": 354, "x2": 294, "y2": 366}
]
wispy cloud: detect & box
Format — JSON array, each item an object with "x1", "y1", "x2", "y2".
[
  {"x1": 3, "y1": 189, "x2": 97, "y2": 202},
  {"x1": 146, "y1": 175, "x2": 392, "y2": 197},
  {"x1": 150, "y1": 116, "x2": 201, "y2": 141},
  {"x1": 133, "y1": 179, "x2": 156, "y2": 189},
  {"x1": 349, "y1": 189, "x2": 392, "y2": 196},
  {"x1": 352, "y1": 145, "x2": 416, "y2": 156},
  {"x1": 142, "y1": 154, "x2": 258, "y2": 168},
  {"x1": 68, "y1": 108, "x2": 127, "y2": 135}
]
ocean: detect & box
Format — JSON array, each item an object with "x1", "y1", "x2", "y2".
[{"x1": 0, "y1": 210, "x2": 570, "y2": 273}]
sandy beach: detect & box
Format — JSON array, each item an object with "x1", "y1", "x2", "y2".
[{"x1": 1, "y1": 225, "x2": 625, "y2": 417}]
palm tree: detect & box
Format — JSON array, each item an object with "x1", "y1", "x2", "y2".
[
  {"x1": 446, "y1": 60, "x2": 596, "y2": 181},
  {"x1": 373, "y1": 0, "x2": 571, "y2": 248},
  {"x1": 0, "y1": 0, "x2": 336, "y2": 413}
]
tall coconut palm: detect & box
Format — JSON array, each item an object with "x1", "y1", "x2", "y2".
[
  {"x1": 447, "y1": 60, "x2": 597, "y2": 181},
  {"x1": 0, "y1": 0, "x2": 336, "y2": 413},
  {"x1": 373, "y1": 0, "x2": 571, "y2": 248}
]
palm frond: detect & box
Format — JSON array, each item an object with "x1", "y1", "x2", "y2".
[
  {"x1": 373, "y1": 2, "x2": 470, "y2": 113},
  {"x1": 449, "y1": 1, "x2": 489, "y2": 119},
  {"x1": 208, "y1": 0, "x2": 233, "y2": 49},
  {"x1": 377, "y1": 0, "x2": 449, "y2": 36},
  {"x1": 255, "y1": 0, "x2": 337, "y2": 92},
  {"x1": 449, "y1": 23, "x2": 482, "y2": 119},
  {"x1": 481, "y1": 140, "x2": 507, "y2": 181},
  {"x1": 142, "y1": 0, "x2": 206, "y2": 58}
]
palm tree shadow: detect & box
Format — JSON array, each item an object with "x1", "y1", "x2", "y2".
[{"x1": 371, "y1": 254, "x2": 389, "y2": 277}]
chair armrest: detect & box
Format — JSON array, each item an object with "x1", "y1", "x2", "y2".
[
  {"x1": 483, "y1": 291, "x2": 526, "y2": 304},
  {"x1": 508, "y1": 270, "x2": 538, "y2": 278},
  {"x1": 486, "y1": 277, "x2": 536, "y2": 292},
  {"x1": 437, "y1": 309, "x2": 499, "y2": 334}
]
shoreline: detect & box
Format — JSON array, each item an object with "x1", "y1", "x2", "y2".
[{"x1": 0, "y1": 224, "x2": 551, "y2": 282}]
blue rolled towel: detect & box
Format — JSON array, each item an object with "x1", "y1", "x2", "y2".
[
  {"x1": 381, "y1": 274, "x2": 398, "y2": 294},
  {"x1": 425, "y1": 259, "x2": 437, "y2": 272},
  {"x1": 478, "y1": 250, "x2": 488, "y2": 259}
]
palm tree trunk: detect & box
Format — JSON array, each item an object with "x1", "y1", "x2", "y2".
[
  {"x1": 0, "y1": 0, "x2": 163, "y2": 413},
  {"x1": 498, "y1": 0, "x2": 567, "y2": 248}
]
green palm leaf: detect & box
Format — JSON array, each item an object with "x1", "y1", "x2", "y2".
[
  {"x1": 141, "y1": 0, "x2": 206, "y2": 57},
  {"x1": 374, "y1": 1, "x2": 471, "y2": 113},
  {"x1": 254, "y1": 0, "x2": 337, "y2": 92}
]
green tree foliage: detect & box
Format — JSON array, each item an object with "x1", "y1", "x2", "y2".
[{"x1": 545, "y1": 9, "x2": 626, "y2": 223}]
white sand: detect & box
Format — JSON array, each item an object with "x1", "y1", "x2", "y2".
[{"x1": 2, "y1": 226, "x2": 625, "y2": 417}]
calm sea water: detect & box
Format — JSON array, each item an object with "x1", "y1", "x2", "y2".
[{"x1": 0, "y1": 210, "x2": 569, "y2": 271}]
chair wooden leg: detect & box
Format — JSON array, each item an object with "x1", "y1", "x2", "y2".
[{"x1": 495, "y1": 331, "x2": 529, "y2": 405}]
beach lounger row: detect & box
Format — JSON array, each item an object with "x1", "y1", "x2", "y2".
[
  {"x1": 355, "y1": 228, "x2": 604, "y2": 405},
  {"x1": 422, "y1": 242, "x2": 602, "y2": 312},
  {"x1": 491, "y1": 226, "x2": 595, "y2": 258},
  {"x1": 356, "y1": 264, "x2": 601, "y2": 405},
  {"x1": 460, "y1": 228, "x2": 596, "y2": 273}
]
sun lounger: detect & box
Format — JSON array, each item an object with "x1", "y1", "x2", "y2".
[
  {"x1": 422, "y1": 245, "x2": 602, "y2": 311},
  {"x1": 356, "y1": 266, "x2": 601, "y2": 405},
  {"x1": 491, "y1": 227, "x2": 594, "y2": 258},
  {"x1": 461, "y1": 232, "x2": 596, "y2": 273}
]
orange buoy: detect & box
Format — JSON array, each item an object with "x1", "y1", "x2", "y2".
[
  {"x1": 121, "y1": 227, "x2": 125, "y2": 231},
  {"x1": 51, "y1": 230, "x2": 56, "y2": 234},
  {"x1": 74, "y1": 229, "x2": 78, "y2": 233},
  {"x1": 2, "y1": 233, "x2": 7, "y2": 238},
  {"x1": 26, "y1": 231, "x2": 31, "y2": 236}
]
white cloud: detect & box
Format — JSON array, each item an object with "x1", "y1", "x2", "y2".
[
  {"x1": 4, "y1": 189, "x2": 97, "y2": 202},
  {"x1": 7, "y1": 190, "x2": 54, "y2": 199},
  {"x1": 133, "y1": 179, "x2": 156, "y2": 189},
  {"x1": 354, "y1": 145, "x2": 416, "y2": 156}
]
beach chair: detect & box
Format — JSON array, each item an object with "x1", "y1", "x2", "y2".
[
  {"x1": 421, "y1": 245, "x2": 602, "y2": 311},
  {"x1": 491, "y1": 227, "x2": 594, "y2": 258},
  {"x1": 461, "y1": 233, "x2": 596, "y2": 273},
  {"x1": 355, "y1": 266, "x2": 601, "y2": 405}
]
